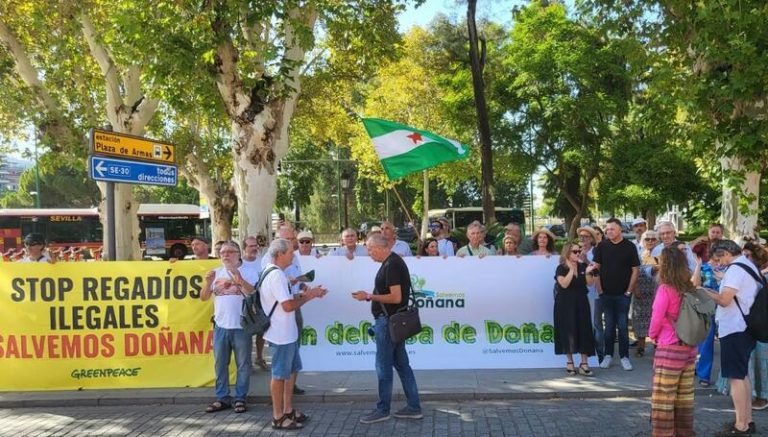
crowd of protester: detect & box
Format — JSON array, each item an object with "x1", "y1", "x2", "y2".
[{"x1": 5, "y1": 216, "x2": 768, "y2": 433}]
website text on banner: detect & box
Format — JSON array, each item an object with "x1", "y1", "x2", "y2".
[
  {"x1": 0, "y1": 261, "x2": 218, "y2": 391},
  {"x1": 297, "y1": 256, "x2": 563, "y2": 371}
]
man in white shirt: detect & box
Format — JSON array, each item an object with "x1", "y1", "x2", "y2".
[
  {"x1": 261, "y1": 238, "x2": 327, "y2": 430},
  {"x1": 380, "y1": 220, "x2": 412, "y2": 257},
  {"x1": 706, "y1": 239, "x2": 759, "y2": 436},
  {"x1": 262, "y1": 224, "x2": 309, "y2": 394},
  {"x1": 456, "y1": 221, "x2": 494, "y2": 257},
  {"x1": 200, "y1": 241, "x2": 260, "y2": 414},
  {"x1": 295, "y1": 230, "x2": 319, "y2": 257},
  {"x1": 331, "y1": 228, "x2": 368, "y2": 259},
  {"x1": 631, "y1": 218, "x2": 647, "y2": 254},
  {"x1": 19, "y1": 233, "x2": 55, "y2": 263},
  {"x1": 652, "y1": 221, "x2": 697, "y2": 272}
]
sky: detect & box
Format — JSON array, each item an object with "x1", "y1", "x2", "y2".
[{"x1": 398, "y1": 0, "x2": 520, "y2": 32}]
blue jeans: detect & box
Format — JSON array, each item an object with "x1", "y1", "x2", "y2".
[
  {"x1": 695, "y1": 316, "x2": 717, "y2": 382},
  {"x1": 602, "y1": 294, "x2": 631, "y2": 359},
  {"x1": 373, "y1": 316, "x2": 421, "y2": 414},
  {"x1": 593, "y1": 297, "x2": 605, "y2": 360},
  {"x1": 213, "y1": 325, "x2": 253, "y2": 403}
]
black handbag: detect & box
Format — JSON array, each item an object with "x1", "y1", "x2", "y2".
[{"x1": 381, "y1": 295, "x2": 422, "y2": 343}]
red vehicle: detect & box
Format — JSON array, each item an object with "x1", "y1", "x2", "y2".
[{"x1": 0, "y1": 204, "x2": 209, "y2": 260}]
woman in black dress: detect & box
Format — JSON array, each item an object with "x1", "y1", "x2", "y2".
[{"x1": 554, "y1": 241, "x2": 598, "y2": 376}]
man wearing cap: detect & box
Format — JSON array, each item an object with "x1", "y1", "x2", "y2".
[
  {"x1": 631, "y1": 218, "x2": 647, "y2": 254},
  {"x1": 428, "y1": 221, "x2": 454, "y2": 257},
  {"x1": 331, "y1": 228, "x2": 368, "y2": 259},
  {"x1": 191, "y1": 236, "x2": 211, "y2": 260},
  {"x1": 20, "y1": 233, "x2": 55, "y2": 264},
  {"x1": 296, "y1": 231, "x2": 319, "y2": 257}
]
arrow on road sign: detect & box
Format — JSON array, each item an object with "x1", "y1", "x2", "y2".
[
  {"x1": 94, "y1": 159, "x2": 107, "y2": 177},
  {"x1": 163, "y1": 146, "x2": 172, "y2": 161}
]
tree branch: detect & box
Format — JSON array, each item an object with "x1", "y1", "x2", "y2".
[{"x1": 80, "y1": 14, "x2": 124, "y2": 116}]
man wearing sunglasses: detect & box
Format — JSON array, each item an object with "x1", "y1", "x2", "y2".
[
  {"x1": 19, "y1": 233, "x2": 56, "y2": 264},
  {"x1": 295, "y1": 231, "x2": 318, "y2": 257}
]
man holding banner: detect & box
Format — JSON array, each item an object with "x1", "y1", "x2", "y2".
[{"x1": 352, "y1": 233, "x2": 422, "y2": 424}]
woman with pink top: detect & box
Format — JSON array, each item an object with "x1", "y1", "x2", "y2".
[{"x1": 649, "y1": 246, "x2": 698, "y2": 436}]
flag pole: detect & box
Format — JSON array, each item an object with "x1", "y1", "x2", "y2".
[
  {"x1": 421, "y1": 170, "x2": 430, "y2": 240},
  {"x1": 389, "y1": 184, "x2": 421, "y2": 248}
]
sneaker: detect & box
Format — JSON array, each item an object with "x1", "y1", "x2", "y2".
[
  {"x1": 753, "y1": 398, "x2": 768, "y2": 410},
  {"x1": 620, "y1": 357, "x2": 633, "y2": 371},
  {"x1": 599, "y1": 356, "x2": 612, "y2": 369},
  {"x1": 392, "y1": 406, "x2": 423, "y2": 419},
  {"x1": 360, "y1": 410, "x2": 391, "y2": 424}
]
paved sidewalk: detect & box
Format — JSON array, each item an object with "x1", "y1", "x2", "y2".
[{"x1": 0, "y1": 345, "x2": 721, "y2": 408}]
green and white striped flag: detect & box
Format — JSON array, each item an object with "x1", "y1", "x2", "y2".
[{"x1": 362, "y1": 118, "x2": 470, "y2": 180}]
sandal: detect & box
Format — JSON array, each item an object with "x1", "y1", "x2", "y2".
[
  {"x1": 272, "y1": 413, "x2": 303, "y2": 430},
  {"x1": 233, "y1": 400, "x2": 246, "y2": 413},
  {"x1": 205, "y1": 400, "x2": 231, "y2": 413},
  {"x1": 255, "y1": 358, "x2": 269, "y2": 370},
  {"x1": 566, "y1": 361, "x2": 577, "y2": 376},
  {"x1": 699, "y1": 379, "x2": 711, "y2": 388},
  {"x1": 578, "y1": 363, "x2": 594, "y2": 377},
  {"x1": 288, "y1": 409, "x2": 309, "y2": 423}
]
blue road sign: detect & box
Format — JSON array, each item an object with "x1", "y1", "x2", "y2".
[{"x1": 89, "y1": 155, "x2": 177, "y2": 186}]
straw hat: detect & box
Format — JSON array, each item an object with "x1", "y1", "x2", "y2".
[
  {"x1": 576, "y1": 226, "x2": 598, "y2": 242},
  {"x1": 532, "y1": 228, "x2": 557, "y2": 241}
]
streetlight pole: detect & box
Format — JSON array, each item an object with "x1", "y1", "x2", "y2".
[{"x1": 341, "y1": 171, "x2": 350, "y2": 230}]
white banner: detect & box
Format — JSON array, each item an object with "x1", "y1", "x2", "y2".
[{"x1": 294, "y1": 255, "x2": 567, "y2": 370}]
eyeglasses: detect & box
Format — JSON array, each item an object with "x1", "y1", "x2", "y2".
[
  {"x1": 219, "y1": 250, "x2": 239, "y2": 255},
  {"x1": 571, "y1": 250, "x2": 582, "y2": 254},
  {"x1": 644, "y1": 238, "x2": 657, "y2": 241},
  {"x1": 578, "y1": 235, "x2": 592, "y2": 240},
  {"x1": 299, "y1": 239, "x2": 312, "y2": 244}
]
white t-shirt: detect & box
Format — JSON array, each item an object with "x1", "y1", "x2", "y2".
[
  {"x1": 259, "y1": 263, "x2": 297, "y2": 345},
  {"x1": 392, "y1": 240, "x2": 412, "y2": 257},
  {"x1": 241, "y1": 258, "x2": 262, "y2": 276},
  {"x1": 717, "y1": 255, "x2": 760, "y2": 337},
  {"x1": 294, "y1": 248, "x2": 317, "y2": 257},
  {"x1": 330, "y1": 245, "x2": 368, "y2": 257},
  {"x1": 262, "y1": 252, "x2": 302, "y2": 295},
  {"x1": 19, "y1": 254, "x2": 51, "y2": 263},
  {"x1": 437, "y1": 239, "x2": 455, "y2": 257},
  {"x1": 211, "y1": 264, "x2": 261, "y2": 330}
]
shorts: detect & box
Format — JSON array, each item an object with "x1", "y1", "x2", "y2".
[
  {"x1": 269, "y1": 341, "x2": 302, "y2": 380},
  {"x1": 719, "y1": 330, "x2": 756, "y2": 379}
]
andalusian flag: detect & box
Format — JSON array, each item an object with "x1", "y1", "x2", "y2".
[{"x1": 362, "y1": 118, "x2": 470, "y2": 180}]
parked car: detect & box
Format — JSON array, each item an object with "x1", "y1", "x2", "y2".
[{"x1": 544, "y1": 224, "x2": 566, "y2": 237}]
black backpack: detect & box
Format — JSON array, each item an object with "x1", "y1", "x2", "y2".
[{"x1": 732, "y1": 262, "x2": 768, "y2": 342}]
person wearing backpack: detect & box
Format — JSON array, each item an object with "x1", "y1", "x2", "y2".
[
  {"x1": 648, "y1": 246, "x2": 699, "y2": 436},
  {"x1": 706, "y1": 240, "x2": 760, "y2": 436},
  {"x1": 741, "y1": 241, "x2": 768, "y2": 411}
]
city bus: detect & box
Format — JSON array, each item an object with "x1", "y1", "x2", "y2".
[{"x1": 0, "y1": 204, "x2": 209, "y2": 259}]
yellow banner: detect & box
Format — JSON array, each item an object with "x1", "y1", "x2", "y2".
[{"x1": 0, "y1": 260, "x2": 219, "y2": 391}]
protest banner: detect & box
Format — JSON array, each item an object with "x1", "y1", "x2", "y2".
[
  {"x1": 0, "y1": 260, "x2": 218, "y2": 390},
  {"x1": 0, "y1": 256, "x2": 570, "y2": 390}
]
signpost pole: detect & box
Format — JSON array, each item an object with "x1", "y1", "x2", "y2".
[{"x1": 102, "y1": 125, "x2": 117, "y2": 261}]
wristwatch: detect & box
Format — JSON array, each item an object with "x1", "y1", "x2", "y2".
[{"x1": 365, "y1": 293, "x2": 372, "y2": 302}]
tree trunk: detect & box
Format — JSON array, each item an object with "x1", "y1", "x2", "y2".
[
  {"x1": 720, "y1": 155, "x2": 760, "y2": 239},
  {"x1": 467, "y1": 0, "x2": 496, "y2": 225},
  {"x1": 181, "y1": 153, "x2": 236, "y2": 245}
]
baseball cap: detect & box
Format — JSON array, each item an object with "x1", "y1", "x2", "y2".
[
  {"x1": 297, "y1": 230, "x2": 314, "y2": 240},
  {"x1": 631, "y1": 218, "x2": 647, "y2": 227},
  {"x1": 24, "y1": 233, "x2": 46, "y2": 246}
]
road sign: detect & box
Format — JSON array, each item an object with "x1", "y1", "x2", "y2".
[
  {"x1": 91, "y1": 128, "x2": 175, "y2": 164},
  {"x1": 89, "y1": 156, "x2": 177, "y2": 187}
]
